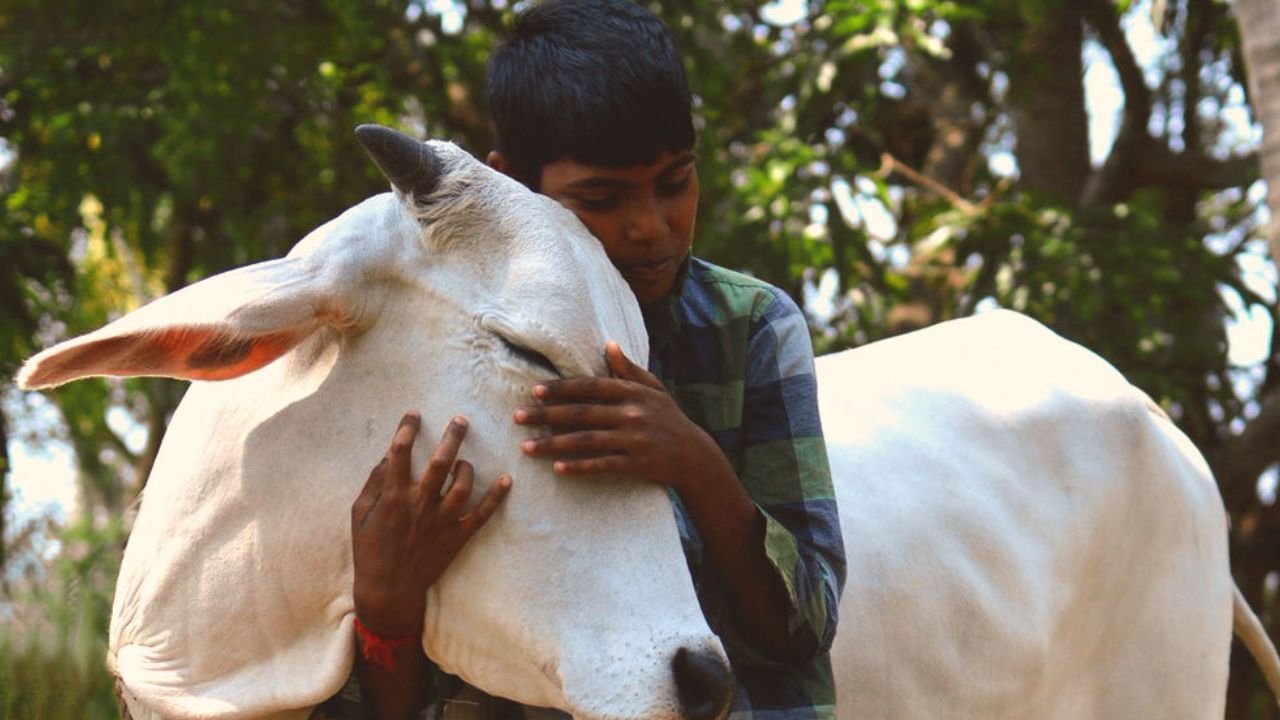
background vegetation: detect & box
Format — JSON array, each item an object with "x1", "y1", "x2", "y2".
[{"x1": 2, "y1": 0, "x2": 1278, "y2": 716}]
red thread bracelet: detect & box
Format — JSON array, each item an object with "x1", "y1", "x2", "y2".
[{"x1": 353, "y1": 617, "x2": 418, "y2": 672}]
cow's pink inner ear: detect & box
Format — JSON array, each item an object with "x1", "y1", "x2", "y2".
[
  {"x1": 23, "y1": 326, "x2": 307, "y2": 388},
  {"x1": 175, "y1": 327, "x2": 307, "y2": 380}
]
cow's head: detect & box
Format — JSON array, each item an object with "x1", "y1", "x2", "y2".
[{"x1": 19, "y1": 125, "x2": 732, "y2": 720}]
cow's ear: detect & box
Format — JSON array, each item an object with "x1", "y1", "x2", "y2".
[{"x1": 17, "y1": 257, "x2": 347, "y2": 390}]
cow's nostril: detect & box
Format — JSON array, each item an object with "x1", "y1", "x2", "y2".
[{"x1": 672, "y1": 646, "x2": 733, "y2": 720}]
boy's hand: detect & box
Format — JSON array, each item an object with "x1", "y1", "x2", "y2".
[
  {"x1": 513, "y1": 341, "x2": 722, "y2": 495},
  {"x1": 351, "y1": 412, "x2": 512, "y2": 637}
]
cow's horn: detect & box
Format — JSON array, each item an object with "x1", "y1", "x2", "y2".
[{"x1": 355, "y1": 124, "x2": 442, "y2": 201}]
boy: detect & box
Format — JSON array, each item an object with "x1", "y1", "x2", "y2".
[{"x1": 341, "y1": 1, "x2": 846, "y2": 718}]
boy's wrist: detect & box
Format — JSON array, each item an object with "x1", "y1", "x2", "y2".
[
  {"x1": 670, "y1": 426, "x2": 738, "y2": 508},
  {"x1": 354, "y1": 590, "x2": 426, "y2": 638}
]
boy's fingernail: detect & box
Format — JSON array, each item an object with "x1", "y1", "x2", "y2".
[
  {"x1": 513, "y1": 409, "x2": 527, "y2": 423},
  {"x1": 522, "y1": 440, "x2": 537, "y2": 453},
  {"x1": 532, "y1": 385, "x2": 547, "y2": 398}
]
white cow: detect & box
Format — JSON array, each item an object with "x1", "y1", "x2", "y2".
[
  {"x1": 18, "y1": 126, "x2": 1280, "y2": 719},
  {"x1": 20, "y1": 126, "x2": 731, "y2": 720},
  {"x1": 819, "y1": 311, "x2": 1280, "y2": 719}
]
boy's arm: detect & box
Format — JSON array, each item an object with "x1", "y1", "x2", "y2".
[
  {"x1": 715, "y1": 289, "x2": 846, "y2": 665},
  {"x1": 656, "y1": 422, "x2": 816, "y2": 663}
]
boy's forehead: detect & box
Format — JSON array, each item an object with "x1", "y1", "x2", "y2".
[{"x1": 541, "y1": 150, "x2": 696, "y2": 188}]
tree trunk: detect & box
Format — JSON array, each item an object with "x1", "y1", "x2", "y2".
[
  {"x1": 913, "y1": 23, "x2": 989, "y2": 196},
  {"x1": 1235, "y1": 0, "x2": 1280, "y2": 268},
  {"x1": 1006, "y1": 2, "x2": 1091, "y2": 204},
  {"x1": 1230, "y1": 4, "x2": 1280, "y2": 715}
]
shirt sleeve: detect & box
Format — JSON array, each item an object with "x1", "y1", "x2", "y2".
[{"x1": 720, "y1": 287, "x2": 847, "y2": 667}]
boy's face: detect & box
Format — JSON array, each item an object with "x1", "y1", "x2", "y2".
[{"x1": 536, "y1": 150, "x2": 699, "y2": 304}]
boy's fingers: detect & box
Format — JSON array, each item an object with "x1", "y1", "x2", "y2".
[
  {"x1": 352, "y1": 457, "x2": 389, "y2": 527},
  {"x1": 438, "y1": 460, "x2": 475, "y2": 519},
  {"x1": 604, "y1": 341, "x2": 630, "y2": 375},
  {"x1": 459, "y1": 475, "x2": 512, "y2": 528},
  {"x1": 551, "y1": 455, "x2": 629, "y2": 476},
  {"x1": 521, "y1": 430, "x2": 631, "y2": 457},
  {"x1": 605, "y1": 341, "x2": 664, "y2": 391},
  {"x1": 533, "y1": 377, "x2": 632, "y2": 402},
  {"x1": 387, "y1": 412, "x2": 422, "y2": 489},
  {"x1": 514, "y1": 403, "x2": 620, "y2": 428},
  {"x1": 422, "y1": 416, "x2": 468, "y2": 500}
]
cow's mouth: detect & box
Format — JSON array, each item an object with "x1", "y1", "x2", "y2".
[{"x1": 498, "y1": 336, "x2": 561, "y2": 378}]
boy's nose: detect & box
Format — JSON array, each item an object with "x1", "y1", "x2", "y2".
[{"x1": 622, "y1": 200, "x2": 668, "y2": 245}]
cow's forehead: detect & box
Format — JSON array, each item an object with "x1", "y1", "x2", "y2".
[
  {"x1": 289, "y1": 144, "x2": 596, "y2": 278},
  {"x1": 348, "y1": 142, "x2": 598, "y2": 264}
]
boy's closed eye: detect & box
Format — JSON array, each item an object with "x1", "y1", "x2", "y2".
[
  {"x1": 570, "y1": 168, "x2": 694, "y2": 211},
  {"x1": 560, "y1": 177, "x2": 626, "y2": 211},
  {"x1": 658, "y1": 168, "x2": 694, "y2": 197},
  {"x1": 572, "y1": 192, "x2": 623, "y2": 211}
]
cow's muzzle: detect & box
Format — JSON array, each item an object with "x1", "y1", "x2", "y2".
[{"x1": 672, "y1": 647, "x2": 733, "y2": 720}]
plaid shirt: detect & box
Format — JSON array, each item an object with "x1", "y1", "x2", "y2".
[
  {"x1": 318, "y1": 256, "x2": 845, "y2": 720},
  {"x1": 647, "y1": 257, "x2": 845, "y2": 720}
]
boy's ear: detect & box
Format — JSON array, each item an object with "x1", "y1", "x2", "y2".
[
  {"x1": 486, "y1": 151, "x2": 521, "y2": 182},
  {"x1": 481, "y1": 149, "x2": 537, "y2": 190}
]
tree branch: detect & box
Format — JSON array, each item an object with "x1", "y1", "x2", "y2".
[
  {"x1": 1082, "y1": 0, "x2": 1152, "y2": 120},
  {"x1": 1086, "y1": 142, "x2": 1260, "y2": 206},
  {"x1": 1079, "y1": 0, "x2": 1157, "y2": 207},
  {"x1": 1148, "y1": 150, "x2": 1261, "y2": 191},
  {"x1": 877, "y1": 153, "x2": 979, "y2": 215},
  {"x1": 101, "y1": 421, "x2": 139, "y2": 468}
]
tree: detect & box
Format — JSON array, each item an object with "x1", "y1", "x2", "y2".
[{"x1": 1234, "y1": 0, "x2": 1280, "y2": 265}]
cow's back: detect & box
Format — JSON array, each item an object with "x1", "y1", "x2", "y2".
[{"x1": 818, "y1": 311, "x2": 1233, "y2": 720}]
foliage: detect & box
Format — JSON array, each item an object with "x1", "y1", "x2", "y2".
[
  {"x1": 0, "y1": 517, "x2": 124, "y2": 718},
  {"x1": 0, "y1": 0, "x2": 1277, "y2": 716}
]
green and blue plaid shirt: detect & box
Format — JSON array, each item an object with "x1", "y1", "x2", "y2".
[{"x1": 647, "y1": 256, "x2": 845, "y2": 720}]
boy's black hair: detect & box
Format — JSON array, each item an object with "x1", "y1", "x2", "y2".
[{"x1": 487, "y1": 0, "x2": 695, "y2": 189}]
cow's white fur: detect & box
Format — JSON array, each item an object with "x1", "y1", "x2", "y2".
[
  {"x1": 21, "y1": 142, "x2": 722, "y2": 720},
  {"x1": 819, "y1": 310, "x2": 1260, "y2": 719},
  {"x1": 19, "y1": 137, "x2": 1280, "y2": 719}
]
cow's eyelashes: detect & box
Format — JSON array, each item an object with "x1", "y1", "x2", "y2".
[{"x1": 498, "y1": 336, "x2": 560, "y2": 378}]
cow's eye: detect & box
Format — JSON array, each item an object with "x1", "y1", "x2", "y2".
[{"x1": 498, "y1": 336, "x2": 560, "y2": 377}]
